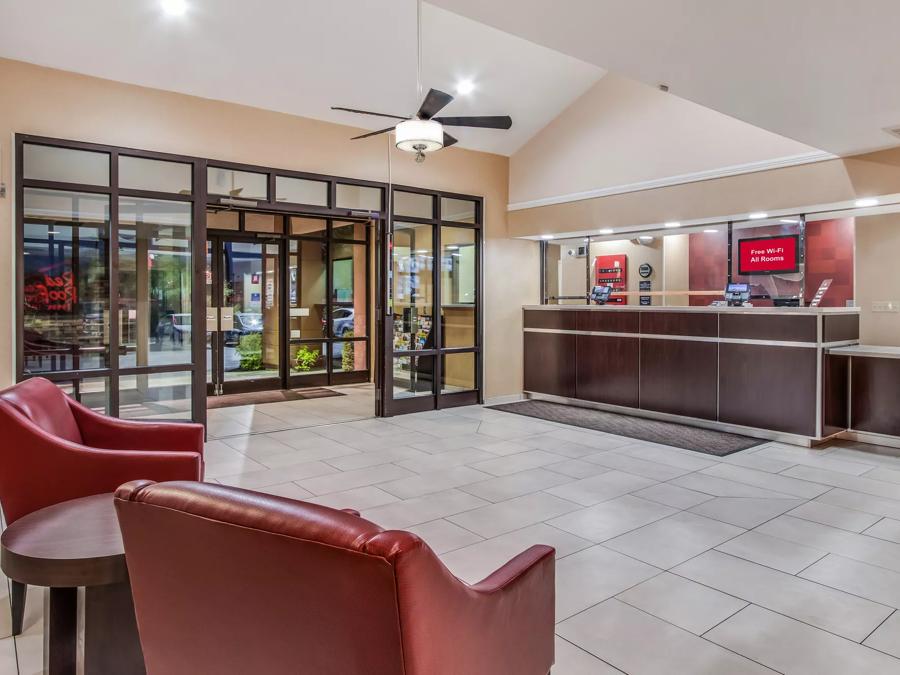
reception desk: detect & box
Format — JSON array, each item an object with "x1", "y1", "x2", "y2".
[
  {"x1": 523, "y1": 305, "x2": 861, "y2": 444},
  {"x1": 827, "y1": 344, "x2": 900, "y2": 445}
]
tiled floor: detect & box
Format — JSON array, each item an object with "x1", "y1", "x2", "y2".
[{"x1": 6, "y1": 396, "x2": 900, "y2": 673}]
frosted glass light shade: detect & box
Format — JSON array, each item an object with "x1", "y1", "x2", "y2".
[{"x1": 395, "y1": 119, "x2": 444, "y2": 153}]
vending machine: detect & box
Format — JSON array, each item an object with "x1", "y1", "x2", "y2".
[{"x1": 593, "y1": 254, "x2": 628, "y2": 304}]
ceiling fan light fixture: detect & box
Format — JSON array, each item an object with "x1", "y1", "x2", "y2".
[{"x1": 395, "y1": 119, "x2": 444, "y2": 156}]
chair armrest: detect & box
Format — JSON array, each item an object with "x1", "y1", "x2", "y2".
[
  {"x1": 68, "y1": 398, "x2": 205, "y2": 455},
  {"x1": 0, "y1": 404, "x2": 202, "y2": 524},
  {"x1": 341, "y1": 508, "x2": 361, "y2": 517},
  {"x1": 470, "y1": 545, "x2": 555, "y2": 594}
]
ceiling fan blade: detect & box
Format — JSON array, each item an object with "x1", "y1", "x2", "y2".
[
  {"x1": 417, "y1": 88, "x2": 454, "y2": 119},
  {"x1": 443, "y1": 132, "x2": 459, "y2": 148},
  {"x1": 351, "y1": 126, "x2": 395, "y2": 140},
  {"x1": 332, "y1": 106, "x2": 408, "y2": 121},
  {"x1": 434, "y1": 115, "x2": 512, "y2": 129}
]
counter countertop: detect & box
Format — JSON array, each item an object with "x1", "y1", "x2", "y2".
[
  {"x1": 524, "y1": 304, "x2": 860, "y2": 316},
  {"x1": 828, "y1": 344, "x2": 900, "y2": 359}
]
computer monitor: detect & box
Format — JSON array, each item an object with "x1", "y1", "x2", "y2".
[
  {"x1": 726, "y1": 283, "x2": 750, "y2": 294},
  {"x1": 590, "y1": 285, "x2": 612, "y2": 305},
  {"x1": 724, "y1": 282, "x2": 751, "y2": 306}
]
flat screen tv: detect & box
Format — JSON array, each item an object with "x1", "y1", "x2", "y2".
[{"x1": 737, "y1": 234, "x2": 800, "y2": 275}]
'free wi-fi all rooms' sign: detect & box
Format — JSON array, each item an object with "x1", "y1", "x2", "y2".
[{"x1": 737, "y1": 235, "x2": 800, "y2": 275}]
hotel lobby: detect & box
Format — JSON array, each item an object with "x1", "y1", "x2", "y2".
[{"x1": 3, "y1": 1, "x2": 900, "y2": 673}]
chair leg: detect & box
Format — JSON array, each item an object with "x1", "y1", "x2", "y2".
[{"x1": 10, "y1": 581, "x2": 26, "y2": 636}]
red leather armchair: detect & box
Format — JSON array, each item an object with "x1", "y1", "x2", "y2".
[
  {"x1": 115, "y1": 480, "x2": 556, "y2": 675},
  {"x1": 0, "y1": 377, "x2": 204, "y2": 635}
]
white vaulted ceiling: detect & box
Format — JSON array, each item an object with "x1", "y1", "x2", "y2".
[
  {"x1": 0, "y1": 0, "x2": 604, "y2": 155},
  {"x1": 430, "y1": 0, "x2": 900, "y2": 157}
]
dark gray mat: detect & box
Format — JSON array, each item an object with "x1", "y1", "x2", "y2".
[{"x1": 488, "y1": 400, "x2": 762, "y2": 456}]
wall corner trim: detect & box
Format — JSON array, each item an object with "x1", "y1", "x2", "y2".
[{"x1": 507, "y1": 150, "x2": 838, "y2": 212}]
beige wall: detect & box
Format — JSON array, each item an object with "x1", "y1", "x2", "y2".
[
  {"x1": 0, "y1": 58, "x2": 535, "y2": 398},
  {"x1": 855, "y1": 213, "x2": 900, "y2": 346},
  {"x1": 662, "y1": 234, "x2": 690, "y2": 306},
  {"x1": 510, "y1": 73, "x2": 818, "y2": 207}
]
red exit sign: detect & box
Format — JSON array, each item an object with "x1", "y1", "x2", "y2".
[{"x1": 738, "y1": 235, "x2": 800, "y2": 275}]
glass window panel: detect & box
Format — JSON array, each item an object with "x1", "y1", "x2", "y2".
[
  {"x1": 730, "y1": 219, "x2": 802, "y2": 304},
  {"x1": 442, "y1": 352, "x2": 475, "y2": 392},
  {"x1": 544, "y1": 238, "x2": 589, "y2": 305},
  {"x1": 288, "y1": 239, "x2": 327, "y2": 340},
  {"x1": 333, "y1": 340, "x2": 368, "y2": 373},
  {"x1": 119, "y1": 156, "x2": 192, "y2": 194},
  {"x1": 207, "y1": 167, "x2": 268, "y2": 200},
  {"x1": 394, "y1": 191, "x2": 433, "y2": 219},
  {"x1": 290, "y1": 341, "x2": 327, "y2": 374},
  {"x1": 331, "y1": 242, "x2": 367, "y2": 338},
  {"x1": 23, "y1": 144, "x2": 109, "y2": 186},
  {"x1": 118, "y1": 198, "x2": 193, "y2": 368},
  {"x1": 207, "y1": 209, "x2": 239, "y2": 230},
  {"x1": 332, "y1": 220, "x2": 368, "y2": 240},
  {"x1": 57, "y1": 377, "x2": 110, "y2": 414},
  {"x1": 290, "y1": 217, "x2": 327, "y2": 237},
  {"x1": 222, "y1": 242, "x2": 281, "y2": 381},
  {"x1": 23, "y1": 189, "x2": 110, "y2": 373},
  {"x1": 392, "y1": 222, "x2": 433, "y2": 351},
  {"x1": 245, "y1": 213, "x2": 284, "y2": 233},
  {"x1": 392, "y1": 355, "x2": 434, "y2": 398},
  {"x1": 276, "y1": 176, "x2": 328, "y2": 206},
  {"x1": 336, "y1": 183, "x2": 382, "y2": 211},
  {"x1": 441, "y1": 227, "x2": 476, "y2": 347},
  {"x1": 119, "y1": 371, "x2": 192, "y2": 420},
  {"x1": 441, "y1": 197, "x2": 477, "y2": 223}
]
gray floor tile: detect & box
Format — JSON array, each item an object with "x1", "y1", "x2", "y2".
[
  {"x1": 604, "y1": 511, "x2": 744, "y2": 569},
  {"x1": 553, "y1": 636, "x2": 623, "y2": 674},
  {"x1": 297, "y1": 463, "x2": 414, "y2": 496},
  {"x1": 469, "y1": 449, "x2": 568, "y2": 476},
  {"x1": 617, "y1": 572, "x2": 747, "y2": 635},
  {"x1": 784, "y1": 465, "x2": 900, "y2": 501},
  {"x1": 555, "y1": 548, "x2": 660, "y2": 620},
  {"x1": 674, "y1": 550, "x2": 892, "y2": 641},
  {"x1": 633, "y1": 482, "x2": 714, "y2": 510},
  {"x1": 753, "y1": 444, "x2": 874, "y2": 475},
  {"x1": 457, "y1": 467, "x2": 572, "y2": 502},
  {"x1": 863, "y1": 610, "x2": 900, "y2": 659},
  {"x1": 378, "y1": 466, "x2": 494, "y2": 499},
  {"x1": 305, "y1": 485, "x2": 400, "y2": 511},
  {"x1": 217, "y1": 460, "x2": 339, "y2": 489},
  {"x1": 544, "y1": 459, "x2": 611, "y2": 479},
  {"x1": 613, "y1": 442, "x2": 718, "y2": 471},
  {"x1": 583, "y1": 451, "x2": 694, "y2": 481},
  {"x1": 670, "y1": 472, "x2": 799, "y2": 499},
  {"x1": 545, "y1": 470, "x2": 657, "y2": 507},
  {"x1": 716, "y1": 530, "x2": 827, "y2": 574},
  {"x1": 441, "y1": 523, "x2": 591, "y2": 584},
  {"x1": 757, "y1": 515, "x2": 900, "y2": 573},
  {"x1": 707, "y1": 604, "x2": 900, "y2": 675},
  {"x1": 548, "y1": 496, "x2": 676, "y2": 543},
  {"x1": 800, "y1": 554, "x2": 900, "y2": 608},
  {"x1": 701, "y1": 463, "x2": 830, "y2": 499},
  {"x1": 407, "y1": 519, "x2": 484, "y2": 555},
  {"x1": 557, "y1": 599, "x2": 775, "y2": 674},
  {"x1": 361, "y1": 489, "x2": 489, "y2": 529},
  {"x1": 816, "y1": 488, "x2": 900, "y2": 521},
  {"x1": 447, "y1": 491, "x2": 581, "y2": 538},
  {"x1": 864, "y1": 517, "x2": 900, "y2": 543},
  {"x1": 395, "y1": 447, "x2": 495, "y2": 474},
  {"x1": 863, "y1": 467, "x2": 900, "y2": 485},
  {"x1": 689, "y1": 496, "x2": 804, "y2": 529},
  {"x1": 787, "y1": 500, "x2": 880, "y2": 532}
]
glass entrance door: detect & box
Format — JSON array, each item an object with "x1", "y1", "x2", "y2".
[{"x1": 207, "y1": 237, "x2": 282, "y2": 394}]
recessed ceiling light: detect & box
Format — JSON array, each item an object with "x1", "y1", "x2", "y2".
[
  {"x1": 599, "y1": 228, "x2": 614, "y2": 235},
  {"x1": 748, "y1": 212, "x2": 768, "y2": 220},
  {"x1": 447, "y1": 245, "x2": 459, "y2": 250},
  {"x1": 779, "y1": 218, "x2": 800, "y2": 224},
  {"x1": 704, "y1": 229, "x2": 719, "y2": 234},
  {"x1": 855, "y1": 197, "x2": 879, "y2": 207},
  {"x1": 416, "y1": 249, "x2": 428, "y2": 253},
  {"x1": 664, "y1": 221, "x2": 681, "y2": 228},
  {"x1": 161, "y1": 0, "x2": 188, "y2": 16},
  {"x1": 540, "y1": 234, "x2": 554, "y2": 240},
  {"x1": 583, "y1": 238, "x2": 589, "y2": 242},
  {"x1": 638, "y1": 235, "x2": 654, "y2": 241},
  {"x1": 455, "y1": 79, "x2": 475, "y2": 96}
]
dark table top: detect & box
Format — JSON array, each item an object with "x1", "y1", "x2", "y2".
[{"x1": 1, "y1": 493, "x2": 126, "y2": 588}]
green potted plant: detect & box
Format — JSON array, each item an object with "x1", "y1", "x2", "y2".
[
  {"x1": 341, "y1": 332, "x2": 355, "y2": 372},
  {"x1": 235, "y1": 333, "x2": 263, "y2": 371},
  {"x1": 294, "y1": 345, "x2": 320, "y2": 372}
]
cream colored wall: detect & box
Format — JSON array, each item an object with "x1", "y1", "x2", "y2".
[
  {"x1": 855, "y1": 213, "x2": 900, "y2": 346},
  {"x1": 0, "y1": 58, "x2": 535, "y2": 398},
  {"x1": 663, "y1": 234, "x2": 690, "y2": 306},
  {"x1": 589, "y1": 239, "x2": 663, "y2": 305},
  {"x1": 510, "y1": 73, "x2": 819, "y2": 207}
]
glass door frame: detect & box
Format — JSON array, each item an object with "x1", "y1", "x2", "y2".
[{"x1": 381, "y1": 186, "x2": 484, "y2": 416}]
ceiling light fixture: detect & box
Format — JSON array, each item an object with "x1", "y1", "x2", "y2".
[
  {"x1": 748, "y1": 212, "x2": 768, "y2": 220},
  {"x1": 779, "y1": 218, "x2": 800, "y2": 224},
  {"x1": 395, "y1": 119, "x2": 444, "y2": 163},
  {"x1": 704, "y1": 229, "x2": 719, "y2": 234},
  {"x1": 855, "y1": 197, "x2": 879, "y2": 207},
  {"x1": 599, "y1": 228, "x2": 614, "y2": 235},
  {"x1": 161, "y1": 0, "x2": 188, "y2": 16},
  {"x1": 540, "y1": 234, "x2": 554, "y2": 240},
  {"x1": 455, "y1": 79, "x2": 475, "y2": 96},
  {"x1": 664, "y1": 221, "x2": 681, "y2": 228}
]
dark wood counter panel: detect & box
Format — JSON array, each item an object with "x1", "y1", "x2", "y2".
[{"x1": 523, "y1": 305, "x2": 861, "y2": 442}]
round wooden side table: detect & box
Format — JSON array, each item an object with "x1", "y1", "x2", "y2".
[{"x1": 1, "y1": 493, "x2": 145, "y2": 675}]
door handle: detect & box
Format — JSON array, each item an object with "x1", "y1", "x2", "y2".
[
  {"x1": 220, "y1": 308, "x2": 235, "y2": 331},
  {"x1": 206, "y1": 307, "x2": 219, "y2": 332}
]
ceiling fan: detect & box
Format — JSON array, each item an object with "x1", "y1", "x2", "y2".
[{"x1": 331, "y1": 0, "x2": 512, "y2": 162}]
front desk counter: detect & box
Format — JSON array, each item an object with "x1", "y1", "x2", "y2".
[
  {"x1": 523, "y1": 304, "x2": 861, "y2": 445},
  {"x1": 827, "y1": 344, "x2": 900, "y2": 444}
]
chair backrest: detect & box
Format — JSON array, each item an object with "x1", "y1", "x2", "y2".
[
  {"x1": 0, "y1": 377, "x2": 81, "y2": 444},
  {"x1": 115, "y1": 480, "x2": 418, "y2": 675}
]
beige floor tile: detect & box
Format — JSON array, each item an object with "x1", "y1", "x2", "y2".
[
  {"x1": 407, "y1": 519, "x2": 484, "y2": 555},
  {"x1": 545, "y1": 470, "x2": 657, "y2": 507},
  {"x1": 361, "y1": 489, "x2": 489, "y2": 529},
  {"x1": 716, "y1": 530, "x2": 827, "y2": 574},
  {"x1": 447, "y1": 491, "x2": 581, "y2": 538},
  {"x1": 458, "y1": 467, "x2": 572, "y2": 502},
  {"x1": 548, "y1": 496, "x2": 676, "y2": 543}
]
